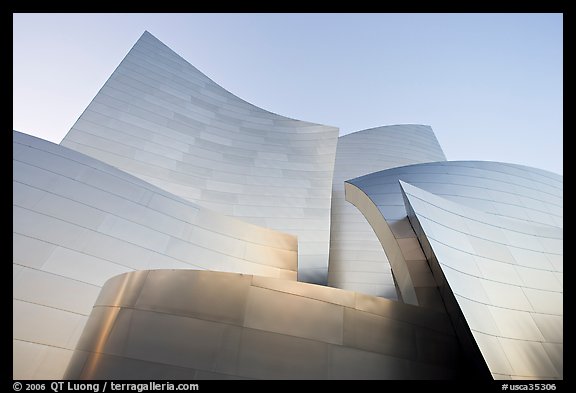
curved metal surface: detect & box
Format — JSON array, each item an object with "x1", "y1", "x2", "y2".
[
  {"x1": 400, "y1": 181, "x2": 562, "y2": 380},
  {"x1": 345, "y1": 161, "x2": 562, "y2": 379},
  {"x1": 13, "y1": 131, "x2": 297, "y2": 379},
  {"x1": 348, "y1": 161, "x2": 562, "y2": 228},
  {"x1": 328, "y1": 125, "x2": 446, "y2": 299},
  {"x1": 12, "y1": 29, "x2": 561, "y2": 381},
  {"x1": 64, "y1": 269, "x2": 470, "y2": 380},
  {"x1": 60, "y1": 31, "x2": 339, "y2": 285}
]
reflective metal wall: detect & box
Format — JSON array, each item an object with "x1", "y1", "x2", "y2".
[
  {"x1": 60, "y1": 31, "x2": 339, "y2": 285},
  {"x1": 13, "y1": 131, "x2": 297, "y2": 379},
  {"x1": 64, "y1": 270, "x2": 467, "y2": 380},
  {"x1": 13, "y1": 29, "x2": 562, "y2": 381},
  {"x1": 328, "y1": 125, "x2": 445, "y2": 299},
  {"x1": 347, "y1": 162, "x2": 563, "y2": 379}
]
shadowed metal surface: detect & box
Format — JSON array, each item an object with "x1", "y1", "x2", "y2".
[
  {"x1": 60, "y1": 31, "x2": 339, "y2": 285},
  {"x1": 64, "y1": 269, "x2": 470, "y2": 380},
  {"x1": 13, "y1": 131, "x2": 297, "y2": 379},
  {"x1": 345, "y1": 161, "x2": 562, "y2": 379},
  {"x1": 328, "y1": 125, "x2": 446, "y2": 299}
]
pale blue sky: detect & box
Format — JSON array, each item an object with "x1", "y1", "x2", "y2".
[{"x1": 13, "y1": 13, "x2": 563, "y2": 174}]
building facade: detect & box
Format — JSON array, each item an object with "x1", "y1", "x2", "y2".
[{"x1": 13, "y1": 31, "x2": 562, "y2": 380}]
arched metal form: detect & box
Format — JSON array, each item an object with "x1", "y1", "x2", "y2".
[
  {"x1": 346, "y1": 161, "x2": 562, "y2": 379},
  {"x1": 328, "y1": 125, "x2": 446, "y2": 299}
]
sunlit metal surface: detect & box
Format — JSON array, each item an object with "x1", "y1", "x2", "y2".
[
  {"x1": 328, "y1": 125, "x2": 446, "y2": 299},
  {"x1": 346, "y1": 162, "x2": 562, "y2": 379},
  {"x1": 64, "y1": 270, "x2": 470, "y2": 380},
  {"x1": 13, "y1": 131, "x2": 297, "y2": 379},
  {"x1": 13, "y1": 29, "x2": 561, "y2": 381},
  {"x1": 60, "y1": 31, "x2": 339, "y2": 285}
]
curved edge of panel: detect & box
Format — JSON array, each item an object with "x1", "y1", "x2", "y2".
[
  {"x1": 344, "y1": 181, "x2": 431, "y2": 307},
  {"x1": 345, "y1": 182, "x2": 445, "y2": 311}
]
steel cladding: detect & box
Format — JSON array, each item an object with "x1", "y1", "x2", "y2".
[{"x1": 13, "y1": 31, "x2": 562, "y2": 380}]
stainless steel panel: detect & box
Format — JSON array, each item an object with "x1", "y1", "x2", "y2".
[
  {"x1": 487, "y1": 306, "x2": 544, "y2": 341},
  {"x1": 481, "y1": 280, "x2": 533, "y2": 311},
  {"x1": 515, "y1": 266, "x2": 561, "y2": 291},
  {"x1": 397, "y1": 238, "x2": 426, "y2": 260},
  {"x1": 77, "y1": 352, "x2": 199, "y2": 380},
  {"x1": 14, "y1": 205, "x2": 91, "y2": 251},
  {"x1": 471, "y1": 331, "x2": 513, "y2": 376},
  {"x1": 237, "y1": 328, "x2": 330, "y2": 379},
  {"x1": 503, "y1": 230, "x2": 545, "y2": 252},
  {"x1": 538, "y1": 237, "x2": 563, "y2": 254},
  {"x1": 251, "y1": 275, "x2": 355, "y2": 307},
  {"x1": 522, "y1": 288, "x2": 562, "y2": 315},
  {"x1": 13, "y1": 160, "x2": 59, "y2": 191},
  {"x1": 414, "y1": 327, "x2": 460, "y2": 365},
  {"x1": 244, "y1": 286, "x2": 344, "y2": 345},
  {"x1": 440, "y1": 266, "x2": 490, "y2": 303},
  {"x1": 464, "y1": 219, "x2": 507, "y2": 244},
  {"x1": 42, "y1": 246, "x2": 131, "y2": 287},
  {"x1": 97, "y1": 215, "x2": 171, "y2": 254},
  {"x1": 429, "y1": 224, "x2": 477, "y2": 254},
  {"x1": 61, "y1": 350, "x2": 89, "y2": 380},
  {"x1": 531, "y1": 314, "x2": 563, "y2": 343},
  {"x1": 388, "y1": 217, "x2": 416, "y2": 238},
  {"x1": 406, "y1": 259, "x2": 437, "y2": 287},
  {"x1": 343, "y1": 308, "x2": 416, "y2": 360},
  {"x1": 541, "y1": 343, "x2": 563, "y2": 378},
  {"x1": 94, "y1": 270, "x2": 149, "y2": 308},
  {"x1": 12, "y1": 233, "x2": 57, "y2": 269},
  {"x1": 13, "y1": 340, "x2": 74, "y2": 380},
  {"x1": 121, "y1": 309, "x2": 234, "y2": 370},
  {"x1": 14, "y1": 299, "x2": 87, "y2": 350},
  {"x1": 74, "y1": 306, "x2": 122, "y2": 353},
  {"x1": 78, "y1": 233, "x2": 154, "y2": 271},
  {"x1": 13, "y1": 266, "x2": 100, "y2": 315},
  {"x1": 475, "y1": 256, "x2": 524, "y2": 286},
  {"x1": 431, "y1": 240, "x2": 483, "y2": 276},
  {"x1": 13, "y1": 181, "x2": 46, "y2": 209},
  {"x1": 509, "y1": 246, "x2": 555, "y2": 270},
  {"x1": 467, "y1": 236, "x2": 517, "y2": 264},
  {"x1": 135, "y1": 270, "x2": 251, "y2": 325},
  {"x1": 329, "y1": 346, "x2": 411, "y2": 379},
  {"x1": 244, "y1": 242, "x2": 297, "y2": 270},
  {"x1": 454, "y1": 295, "x2": 501, "y2": 336},
  {"x1": 498, "y1": 338, "x2": 559, "y2": 378},
  {"x1": 188, "y1": 226, "x2": 246, "y2": 258}
]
